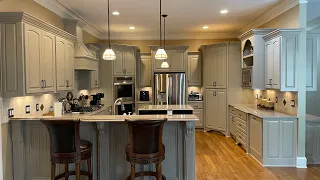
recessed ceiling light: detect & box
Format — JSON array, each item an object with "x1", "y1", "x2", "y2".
[
  {"x1": 129, "y1": 26, "x2": 135, "y2": 30},
  {"x1": 220, "y1": 9, "x2": 228, "y2": 14},
  {"x1": 112, "y1": 11, "x2": 120, "y2": 15},
  {"x1": 203, "y1": 26, "x2": 209, "y2": 29}
]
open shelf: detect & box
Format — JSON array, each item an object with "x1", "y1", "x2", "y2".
[
  {"x1": 243, "y1": 54, "x2": 253, "y2": 59},
  {"x1": 242, "y1": 40, "x2": 254, "y2": 68}
]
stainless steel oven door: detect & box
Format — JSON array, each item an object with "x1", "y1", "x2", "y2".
[
  {"x1": 114, "y1": 77, "x2": 135, "y2": 102},
  {"x1": 242, "y1": 68, "x2": 252, "y2": 87}
]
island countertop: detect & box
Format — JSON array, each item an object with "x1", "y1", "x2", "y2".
[{"x1": 138, "y1": 104, "x2": 194, "y2": 111}]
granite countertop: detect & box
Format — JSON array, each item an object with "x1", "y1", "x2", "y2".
[
  {"x1": 138, "y1": 105, "x2": 194, "y2": 111},
  {"x1": 230, "y1": 104, "x2": 297, "y2": 119}
]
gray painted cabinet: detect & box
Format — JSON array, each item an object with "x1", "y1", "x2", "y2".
[
  {"x1": 113, "y1": 50, "x2": 135, "y2": 76},
  {"x1": 189, "y1": 101, "x2": 204, "y2": 128},
  {"x1": 188, "y1": 54, "x2": 201, "y2": 86},
  {"x1": 138, "y1": 55, "x2": 151, "y2": 87},
  {"x1": 306, "y1": 122, "x2": 320, "y2": 164}
]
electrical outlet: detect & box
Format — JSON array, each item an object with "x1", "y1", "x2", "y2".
[
  {"x1": 26, "y1": 105, "x2": 30, "y2": 114},
  {"x1": 275, "y1": 97, "x2": 278, "y2": 103},
  {"x1": 291, "y1": 100, "x2": 295, "y2": 107},
  {"x1": 8, "y1": 108, "x2": 14, "y2": 118},
  {"x1": 36, "y1": 104, "x2": 39, "y2": 111}
]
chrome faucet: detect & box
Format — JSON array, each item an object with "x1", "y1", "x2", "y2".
[{"x1": 113, "y1": 98, "x2": 125, "y2": 115}]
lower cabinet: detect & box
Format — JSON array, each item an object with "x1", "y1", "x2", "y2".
[
  {"x1": 189, "y1": 102, "x2": 204, "y2": 128},
  {"x1": 306, "y1": 122, "x2": 320, "y2": 164},
  {"x1": 205, "y1": 89, "x2": 227, "y2": 132},
  {"x1": 229, "y1": 113, "x2": 237, "y2": 138}
]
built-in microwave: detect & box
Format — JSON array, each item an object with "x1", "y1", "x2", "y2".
[
  {"x1": 114, "y1": 77, "x2": 135, "y2": 102},
  {"x1": 242, "y1": 67, "x2": 252, "y2": 87}
]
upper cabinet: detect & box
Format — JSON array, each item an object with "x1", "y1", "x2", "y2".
[
  {"x1": 263, "y1": 29, "x2": 302, "y2": 91},
  {"x1": 87, "y1": 44, "x2": 100, "y2": 89},
  {"x1": 0, "y1": 12, "x2": 76, "y2": 97},
  {"x1": 238, "y1": 29, "x2": 275, "y2": 90},
  {"x1": 150, "y1": 46, "x2": 189, "y2": 72},
  {"x1": 112, "y1": 45, "x2": 137, "y2": 76},
  {"x1": 138, "y1": 54, "x2": 152, "y2": 87},
  {"x1": 200, "y1": 43, "x2": 228, "y2": 89},
  {"x1": 188, "y1": 54, "x2": 201, "y2": 86},
  {"x1": 306, "y1": 33, "x2": 319, "y2": 91}
]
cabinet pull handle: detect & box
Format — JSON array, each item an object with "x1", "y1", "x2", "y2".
[
  {"x1": 66, "y1": 80, "x2": 69, "y2": 87},
  {"x1": 41, "y1": 80, "x2": 44, "y2": 88},
  {"x1": 44, "y1": 80, "x2": 46, "y2": 88},
  {"x1": 96, "y1": 80, "x2": 98, "y2": 86}
]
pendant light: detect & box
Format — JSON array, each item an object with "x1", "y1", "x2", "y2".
[
  {"x1": 161, "y1": 14, "x2": 169, "y2": 68},
  {"x1": 155, "y1": 0, "x2": 167, "y2": 60},
  {"x1": 102, "y1": 0, "x2": 116, "y2": 60}
]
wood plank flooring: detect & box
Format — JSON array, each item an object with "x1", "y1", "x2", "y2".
[{"x1": 195, "y1": 131, "x2": 320, "y2": 180}]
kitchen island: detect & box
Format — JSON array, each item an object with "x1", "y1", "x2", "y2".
[{"x1": 9, "y1": 106, "x2": 198, "y2": 180}]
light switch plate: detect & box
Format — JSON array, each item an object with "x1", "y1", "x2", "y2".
[
  {"x1": 8, "y1": 108, "x2": 14, "y2": 118},
  {"x1": 36, "y1": 104, "x2": 39, "y2": 111},
  {"x1": 291, "y1": 100, "x2": 295, "y2": 107}
]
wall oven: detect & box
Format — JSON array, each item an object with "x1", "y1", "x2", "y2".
[
  {"x1": 114, "y1": 77, "x2": 135, "y2": 102},
  {"x1": 242, "y1": 67, "x2": 252, "y2": 87}
]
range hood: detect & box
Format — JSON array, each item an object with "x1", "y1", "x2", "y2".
[{"x1": 64, "y1": 20, "x2": 98, "y2": 71}]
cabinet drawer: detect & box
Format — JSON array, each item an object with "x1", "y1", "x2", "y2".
[
  {"x1": 237, "y1": 130, "x2": 247, "y2": 146},
  {"x1": 235, "y1": 109, "x2": 246, "y2": 119},
  {"x1": 236, "y1": 120, "x2": 247, "y2": 134},
  {"x1": 229, "y1": 106, "x2": 236, "y2": 114},
  {"x1": 188, "y1": 102, "x2": 203, "y2": 109},
  {"x1": 250, "y1": 115, "x2": 262, "y2": 122}
]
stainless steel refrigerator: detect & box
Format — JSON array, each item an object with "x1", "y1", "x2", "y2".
[{"x1": 154, "y1": 73, "x2": 186, "y2": 105}]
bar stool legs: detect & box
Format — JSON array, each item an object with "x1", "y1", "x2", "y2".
[
  {"x1": 156, "y1": 163, "x2": 162, "y2": 180},
  {"x1": 87, "y1": 158, "x2": 92, "y2": 180},
  {"x1": 51, "y1": 163, "x2": 56, "y2": 180},
  {"x1": 65, "y1": 164, "x2": 69, "y2": 180}
]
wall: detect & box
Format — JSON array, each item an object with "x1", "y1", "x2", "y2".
[
  {"x1": 259, "y1": 5, "x2": 300, "y2": 29},
  {"x1": 0, "y1": 0, "x2": 64, "y2": 29},
  {"x1": 104, "y1": 39, "x2": 239, "y2": 52},
  {"x1": 83, "y1": 30, "x2": 100, "y2": 43}
]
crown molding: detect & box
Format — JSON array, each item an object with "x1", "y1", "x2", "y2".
[
  {"x1": 262, "y1": 29, "x2": 302, "y2": 41},
  {"x1": 238, "y1": 29, "x2": 276, "y2": 41},
  {"x1": 239, "y1": 0, "x2": 299, "y2": 34},
  {"x1": 100, "y1": 32, "x2": 238, "y2": 40},
  {"x1": 0, "y1": 12, "x2": 76, "y2": 42},
  {"x1": 149, "y1": 45, "x2": 189, "y2": 51},
  {"x1": 34, "y1": 0, "x2": 102, "y2": 38}
]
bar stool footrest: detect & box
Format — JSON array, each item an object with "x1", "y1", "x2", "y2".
[
  {"x1": 126, "y1": 171, "x2": 166, "y2": 180},
  {"x1": 55, "y1": 170, "x2": 93, "y2": 179}
]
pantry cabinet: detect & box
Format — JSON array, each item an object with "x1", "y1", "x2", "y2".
[
  {"x1": 56, "y1": 36, "x2": 75, "y2": 91},
  {"x1": 0, "y1": 12, "x2": 76, "y2": 97},
  {"x1": 150, "y1": 46, "x2": 189, "y2": 72},
  {"x1": 138, "y1": 54, "x2": 152, "y2": 87},
  {"x1": 205, "y1": 89, "x2": 227, "y2": 132},
  {"x1": 201, "y1": 43, "x2": 227, "y2": 89},
  {"x1": 188, "y1": 54, "x2": 201, "y2": 86},
  {"x1": 263, "y1": 29, "x2": 301, "y2": 91}
]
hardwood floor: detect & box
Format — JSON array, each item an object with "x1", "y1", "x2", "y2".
[{"x1": 195, "y1": 131, "x2": 320, "y2": 180}]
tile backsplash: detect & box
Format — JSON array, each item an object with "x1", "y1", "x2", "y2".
[{"x1": 242, "y1": 89, "x2": 298, "y2": 116}]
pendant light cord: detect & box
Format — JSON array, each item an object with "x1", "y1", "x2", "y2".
[
  {"x1": 164, "y1": 15, "x2": 166, "y2": 49},
  {"x1": 108, "y1": 0, "x2": 111, "y2": 48},
  {"x1": 159, "y1": 0, "x2": 162, "y2": 48}
]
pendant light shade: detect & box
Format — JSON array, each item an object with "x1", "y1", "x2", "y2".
[
  {"x1": 155, "y1": 0, "x2": 167, "y2": 60},
  {"x1": 155, "y1": 48, "x2": 168, "y2": 60},
  {"x1": 103, "y1": 48, "x2": 116, "y2": 60},
  {"x1": 161, "y1": 61, "x2": 169, "y2": 68},
  {"x1": 103, "y1": 0, "x2": 116, "y2": 60}
]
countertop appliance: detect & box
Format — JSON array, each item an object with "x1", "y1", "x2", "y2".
[
  {"x1": 188, "y1": 92, "x2": 202, "y2": 101},
  {"x1": 90, "y1": 92, "x2": 104, "y2": 106},
  {"x1": 242, "y1": 67, "x2": 252, "y2": 87},
  {"x1": 154, "y1": 73, "x2": 186, "y2": 105},
  {"x1": 140, "y1": 91, "x2": 150, "y2": 101}
]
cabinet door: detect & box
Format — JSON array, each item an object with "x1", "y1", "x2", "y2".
[
  {"x1": 56, "y1": 37, "x2": 67, "y2": 90},
  {"x1": 90, "y1": 71, "x2": 99, "y2": 88},
  {"x1": 272, "y1": 37, "x2": 281, "y2": 89},
  {"x1": 306, "y1": 124, "x2": 314, "y2": 158},
  {"x1": 194, "y1": 109, "x2": 203, "y2": 128},
  {"x1": 139, "y1": 55, "x2": 151, "y2": 87},
  {"x1": 265, "y1": 40, "x2": 273, "y2": 88},
  {"x1": 114, "y1": 50, "x2": 124, "y2": 75},
  {"x1": 306, "y1": 36, "x2": 317, "y2": 91},
  {"x1": 315, "y1": 125, "x2": 320, "y2": 161},
  {"x1": 230, "y1": 114, "x2": 236, "y2": 136},
  {"x1": 214, "y1": 46, "x2": 227, "y2": 89},
  {"x1": 153, "y1": 51, "x2": 165, "y2": 71},
  {"x1": 169, "y1": 50, "x2": 186, "y2": 71},
  {"x1": 41, "y1": 31, "x2": 56, "y2": 92},
  {"x1": 216, "y1": 89, "x2": 227, "y2": 131},
  {"x1": 281, "y1": 35, "x2": 298, "y2": 91},
  {"x1": 250, "y1": 116, "x2": 263, "y2": 160},
  {"x1": 65, "y1": 41, "x2": 74, "y2": 90},
  {"x1": 205, "y1": 90, "x2": 215, "y2": 129},
  {"x1": 188, "y1": 55, "x2": 201, "y2": 86},
  {"x1": 24, "y1": 24, "x2": 42, "y2": 93},
  {"x1": 124, "y1": 51, "x2": 135, "y2": 76},
  {"x1": 203, "y1": 48, "x2": 215, "y2": 89}
]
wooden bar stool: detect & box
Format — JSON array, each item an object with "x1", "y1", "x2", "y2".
[
  {"x1": 125, "y1": 118, "x2": 167, "y2": 180},
  {"x1": 40, "y1": 119, "x2": 93, "y2": 180}
]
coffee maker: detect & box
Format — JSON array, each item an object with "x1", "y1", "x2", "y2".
[{"x1": 90, "y1": 93, "x2": 104, "y2": 105}]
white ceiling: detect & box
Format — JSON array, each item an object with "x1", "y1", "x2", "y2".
[{"x1": 57, "y1": 0, "x2": 280, "y2": 38}]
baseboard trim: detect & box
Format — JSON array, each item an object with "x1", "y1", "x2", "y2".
[{"x1": 296, "y1": 157, "x2": 307, "y2": 168}]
